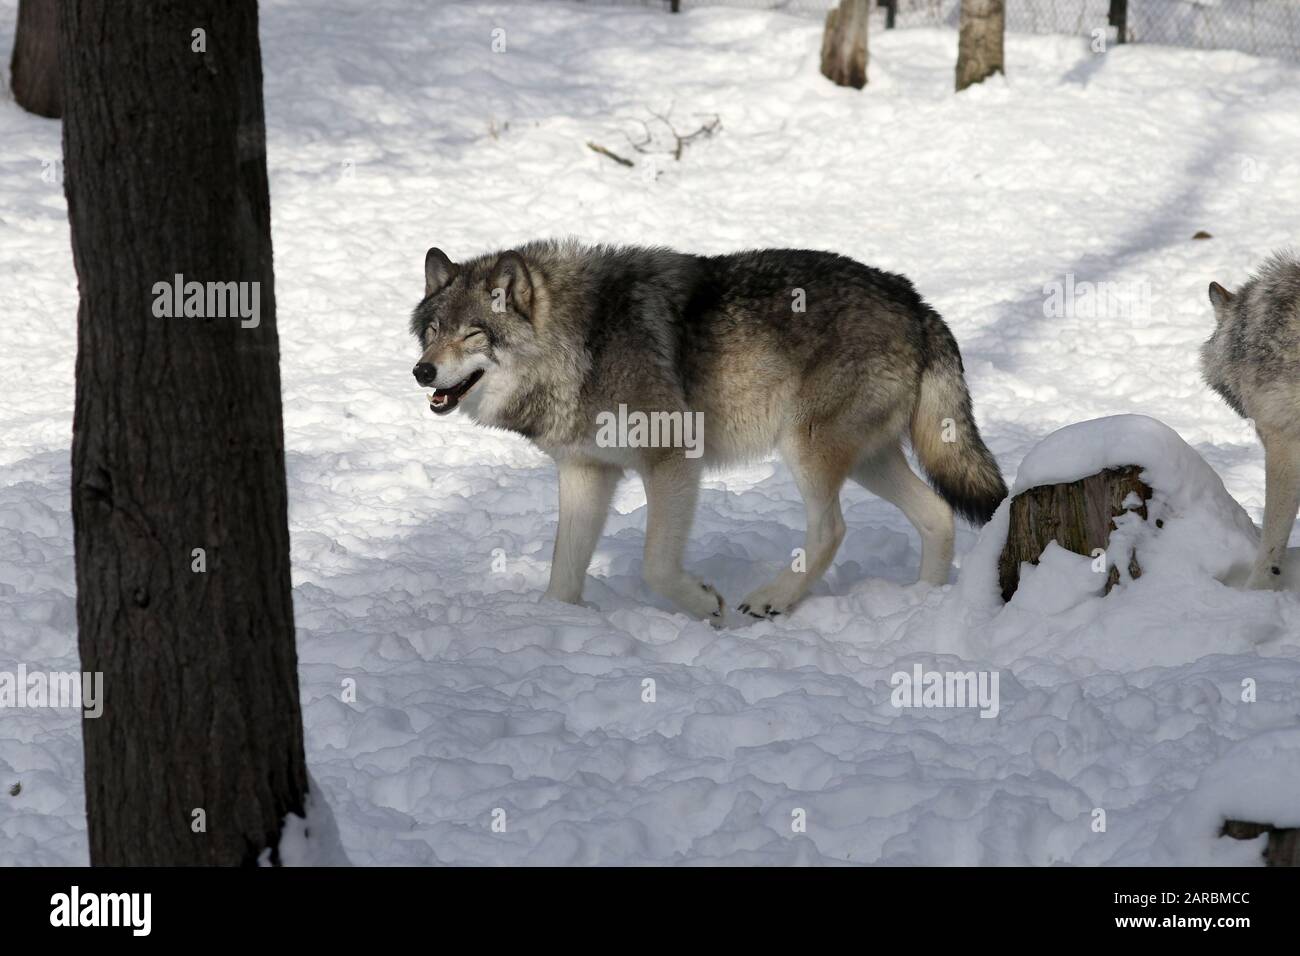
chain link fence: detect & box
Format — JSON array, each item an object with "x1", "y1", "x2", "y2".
[{"x1": 569, "y1": 1, "x2": 1300, "y2": 61}]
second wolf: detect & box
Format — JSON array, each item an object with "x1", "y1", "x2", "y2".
[
  {"x1": 410, "y1": 240, "x2": 1007, "y2": 620},
  {"x1": 1202, "y1": 251, "x2": 1300, "y2": 590}
]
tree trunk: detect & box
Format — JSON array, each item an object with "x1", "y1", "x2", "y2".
[
  {"x1": 880, "y1": 0, "x2": 897, "y2": 31},
  {"x1": 1108, "y1": 0, "x2": 1128, "y2": 44},
  {"x1": 956, "y1": 0, "x2": 1004, "y2": 92},
  {"x1": 11, "y1": 0, "x2": 61, "y2": 118},
  {"x1": 998, "y1": 466, "x2": 1151, "y2": 603},
  {"x1": 821, "y1": 0, "x2": 870, "y2": 90},
  {"x1": 61, "y1": 0, "x2": 308, "y2": 866}
]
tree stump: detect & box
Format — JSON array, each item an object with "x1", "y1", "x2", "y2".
[
  {"x1": 998, "y1": 465, "x2": 1151, "y2": 603},
  {"x1": 821, "y1": 0, "x2": 870, "y2": 90},
  {"x1": 1222, "y1": 820, "x2": 1300, "y2": 866}
]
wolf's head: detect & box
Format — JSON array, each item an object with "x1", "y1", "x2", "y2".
[
  {"x1": 1202, "y1": 251, "x2": 1300, "y2": 421},
  {"x1": 1207, "y1": 250, "x2": 1300, "y2": 330},
  {"x1": 409, "y1": 247, "x2": 540, "y2": 418},
  {"x1": 1202, "y1": 278, "x2": 1244, "y2": 415}
]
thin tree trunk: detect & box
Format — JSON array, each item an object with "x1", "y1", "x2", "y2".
[
  {"x1": 821, "y1": 0, "x2": 870, "y2": 89},
  {"x1": 881, "y1": 0, "x2": 897, "y2": 31},
  {"x1": 11, "y1": 0, "x2": 62, "y2": 118},
  {"x1": 1109, "y1": 0, "x2": 1128, "y2": 44},
  {"x1": 956, "y1": 0, "x2": 1004, "y2": 92},
  {"x1": 61, "y1": 0, "x2": 308, "y2": 865}
]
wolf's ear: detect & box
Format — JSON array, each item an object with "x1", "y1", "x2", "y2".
[
  {"x1": 488, "y1": 251, "x2": 534, "y2": 320},
  {"x1": 1206, "y1": 280, "x2": 1237, "y2": 325},
  {"x1": 425, "y1": 248, "x2": 459, "y2": 296},
  {"x1": 1206, "y1": 280, "x2": 1237, "y2": 314}
]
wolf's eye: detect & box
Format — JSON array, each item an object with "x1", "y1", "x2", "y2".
[{"x1": 463, "y1": 329, "x2": 486, "y2": 343}]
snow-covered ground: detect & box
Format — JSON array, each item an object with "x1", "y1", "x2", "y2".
[{"x1": 2, "y1": 0, "x2": 1299, "y2": 865}]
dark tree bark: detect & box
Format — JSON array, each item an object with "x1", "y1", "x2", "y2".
[
  {"x1": 879, "y1": 0, "x2": 897, "y2": 31},
  {"x1": 998, "y1": 466, "x2": 1151, "y2": 603},
  {"x1": 1108, "y1": 0, "x2": 1128, "y2": 44},
  {"x1": 11, "y1": 0, "x2": 62, "y2": 118},
  {"x1": 821, "y1": 0, "x2": 870, "y2": 90},
  {"x1": 61, "y1": 0, "x2": 308, "y2": 865},
  {"x1": 956, "y1": 0, "x2": 1004, "y2": 92}
]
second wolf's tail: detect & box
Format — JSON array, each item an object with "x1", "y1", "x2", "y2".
[{"x1": 908, "y1": 313, "x2": 1007, "y2": 525}]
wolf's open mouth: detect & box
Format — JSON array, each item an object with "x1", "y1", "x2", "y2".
[{"x1": 427, "y1": 369, "x2": 484, "y2": 415}]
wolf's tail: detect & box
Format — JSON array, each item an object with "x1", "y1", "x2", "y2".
[{"x1": 908, "y1": 312, "x2": 1007, "y2": 525}]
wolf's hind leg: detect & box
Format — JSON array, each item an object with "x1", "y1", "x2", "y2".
[
  {"x1": 851, "y1": 443, "x2": 955, "y2": 586},
  {"x1": 640, "y1": 455, "x2": 724, "y2": 621},
  {"x1": 738, "y1": 435, "x2": 851, "y2": 619},
  {"x1": 1247, "y1": 430, "x2": 1300, "y2": 590},
  {"x1": 544, "y1": 458, "x2": 621, "y2": 604}
]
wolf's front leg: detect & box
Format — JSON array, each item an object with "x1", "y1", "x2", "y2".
[
  {"x1": 1247, "y1": 431, "x2": 1300, "y2": 590},
  {"x1": 640, "y1": 455, "x2": 724, "y2": 621},
  {"x1": 543, "y1": 459, "x2": 621, "y2": 604}
]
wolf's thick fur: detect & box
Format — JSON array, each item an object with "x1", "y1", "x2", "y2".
[
  {"x1": 1202, "y1": 251, "x2": 1300, "y2": 590},
  {"x1": 410, "y1": 240, "x2": 1007, "y2": 619}
]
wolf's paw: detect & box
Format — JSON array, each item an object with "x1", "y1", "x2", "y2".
[
  {"x1": 738, "y1": 578, "x2": 804, "y2": 621},
  {"x1": 737, "y1": 601, "x2": 782, "y2": 620},
  {"x1": 691, "y1": 582, "x2": 726, "y2": 624},
  {"x1": 677, "y1": 582, "x2": 725, "y2": 622},
  {"x1": 646, "y1": 568, "x2": 725, "y2": 621}
]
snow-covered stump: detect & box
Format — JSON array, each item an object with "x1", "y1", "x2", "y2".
[
  {"x1": 963, "y1": 415, "x2": 1265, "y2": 622},
  {"x1": 1221, "y1": 820, "x2": 1300, "y2": 867},
  {"x1": 820, "y1": 0, "x2": 870, "y2": 89},
  {"x1": 998, "y1": 465, "x2": 1152, "y2": 602}
]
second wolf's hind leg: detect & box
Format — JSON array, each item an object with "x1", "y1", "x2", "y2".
[
  {"x1": 738, "y1": 434, "x2": 852, "y2": 619},
  {"x1": 1247, "y1": 429, "x2": 1300, "y2": 590},
  {"x1": 851, "y1": 443, "x2": 955, "y2": 586},
  {"x1": 640, "y1": 455, "x2": 725, "y2": 620}
]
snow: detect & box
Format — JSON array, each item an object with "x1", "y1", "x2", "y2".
[
  {"x1": 2, "y1": 0, "x2": 1300, "y2": 866},
  {"x1": 269, "y1": 772, "x2": 353, "y2": 867},
  {"x1": 1155, "y1": 728, "x2": 1300, "y2": 865}
]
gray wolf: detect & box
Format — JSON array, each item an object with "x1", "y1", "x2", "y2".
[
  {"x1": 409, "y1": 240, "x2": 1007, "y2": 620},
  {"x1": 1202, "y1": 251, "x2": 1300, "y2": 590}
]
